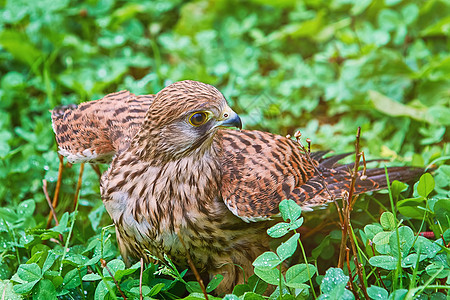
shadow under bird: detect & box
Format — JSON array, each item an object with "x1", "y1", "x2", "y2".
[{"x1": 51, "y1": 80, "x2": 422, "y2": 294}]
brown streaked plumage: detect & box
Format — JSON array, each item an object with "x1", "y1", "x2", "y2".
[
  {"x1": 51, "y1": 80, "x2": 422, "y2": 294},
  {"x1": 51, "y1": 91, "x2": 154, "y2": 163}
]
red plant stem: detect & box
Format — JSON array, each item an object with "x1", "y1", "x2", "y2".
[{"x1": 46, "y1": 154, "x2": 64, "y2": 228}]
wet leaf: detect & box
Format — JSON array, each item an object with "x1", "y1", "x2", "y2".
[
  {"x1": 252, "y1": 252, "x2": 281, "y2": 270},
  {"x1": 276, "y1": 233, "x2": 299, "y2": 261},
  {"x1": 279, "y1": 200, "x2": 302, "y2": 223}
]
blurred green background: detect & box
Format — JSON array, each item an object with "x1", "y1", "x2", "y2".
[
  {"x1": 1, "y1": 0, "x2": 449, "y2": 202},
  {"x1": 0, "y1": 0, "x2": 449, "y2": 296}
]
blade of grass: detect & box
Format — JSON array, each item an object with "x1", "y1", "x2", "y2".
[
  {"x1": 384, "y1": 167, "x2": 402, "y2": 290},
  {"x1": 59, "y1": 163, "x2": 84, "y2": 276}
]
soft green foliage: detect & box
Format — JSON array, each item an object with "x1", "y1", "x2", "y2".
[
  {"x1": 252, "y1": 200, "x2": 315, "y2": 298},
  {"x1": 0, "y1": 0, "x2": 449, "y2": 299},
  {"x1": 318, "y1": 268, "x2": 354, "y2": 300}
]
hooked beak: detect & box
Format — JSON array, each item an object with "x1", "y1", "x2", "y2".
[{"x1": 216, "y1": 110, "x2": 242, "y2": 130}]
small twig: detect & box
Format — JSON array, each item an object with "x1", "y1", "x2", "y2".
[
  {"x1": 338, "y1": 128, "x2": 361, "y2": 267},
  {"x1": 346, "y1": 253, "x2": 361, "y2": 300},
  {"x1": 337, "y1": 128, "x2": 370, "y2": 299},
  {"x1": 370, "y1": 241, "x2": 388, "y2": 290},
  {"x1": 441, "y1": 234, "x2": 450, "y2": 248},
  {"x1": 43, "y1": 179, "x2": 64, "y2": 243},
  {"x1": 47, "y1": 154, "x2": 64, "y2": 228},
  {"x1": 348, "y1": 128, "x2": 370, "y2": 299},
  {"x1": 140, "y1": 258, "x2": 144, "y2": 300},
  {"x1": 176, "y1": 232, "x2": 208, "y2": 300},
  {"x1": 352, "y1": 256, "x2": 368, "y2": 299},
  {"x1": 302, "y1": 221, "x2": 336, "y2": 239},
  {"x1": 347, "y1": 127, "x2": 362, "y2": 208},
  {"x1": 345, "y1": 247, "x2": 355, "y2": 291},
  {"x1": 43, "y1": 179, "x2": 59, "y2": 226},
  {"x1": 101, "y1": 259, "x2": 127, "y2": 300},
  {"x1": 91, "y1": 164, "x2": 102, "y2": 181},
  {"x1": 293, "y1": 131, "x2": 344, "y2": 225},
  {"x1": 73, "y1": 163, "x2": 85, "y2": 210},
  {"x1": 338, "y1": 192, "x2": 349, "y2": 269},
  {"x1": 361, "y1": 151, "x2": 367, "y2": 178}
]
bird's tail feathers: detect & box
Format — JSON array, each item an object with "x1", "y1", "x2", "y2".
[{"x1": 294, "y1": 153, "x2": 424, "y2": 208}]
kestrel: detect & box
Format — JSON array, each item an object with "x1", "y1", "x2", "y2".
[{"x1": 52, "y1": 80, "x2": 421, "y2": 293}]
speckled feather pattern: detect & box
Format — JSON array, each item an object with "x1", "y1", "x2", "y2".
[
  {"x1": 51, "y1": 80, "x2": 422, "y2": 294},
  {"x1": 51, "y1": 91, "x2": 153, "y2": 163}
]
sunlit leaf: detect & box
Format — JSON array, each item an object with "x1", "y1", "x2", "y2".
[{"x1": 417, "y1": 173, "x2": 435, "y2": 198}]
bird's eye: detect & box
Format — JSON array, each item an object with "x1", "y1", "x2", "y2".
[{"x1": 189, "y1": 112, "x2": 208, "y2": 126}]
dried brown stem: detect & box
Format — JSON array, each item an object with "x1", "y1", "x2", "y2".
[
  {"x1": 353, "y1": 256, "x2": 369, "y2": 299},
  {"x1": 293, "y1": 132, "x2": 344, "y2": 226},
  {"x1": 347, "y1": 127, "x2": 361, "y2": 210},
  {"x1": 294, "y1": 128, "x2": 370, "y2": 298},
  {"x1": 351, "y1": 152, "x2": 366, "y2": 208},
  {"x1": 338, "y1": 193, "x2": 349, "y2": 269},
  {"x1": 43, "y1": 179, "x2": 64, "y2": 243},
  {"x1": 361, "y1": 151, "x2": 367, "y2": 176},
  {"x1": 370, "y1": 241, "x2": 388, "y2": 290},
  {"x1": 346, "y1": 247, "x2": 361, "y2": 300},
  {"x1": 101, "y1": 259, "x2": 127, "y2": 299},
  {"x1": 338, "y1": 127, "x2": 361, "y2": 267},
  {"x1": 342, "y1": 127, "x2": 370, "y2": 299},
  {"x1": 302, "y1": 221, "x2": 336, "y2": 239},
  {"x1": 43, "y1": 179, "x2": 59, "y2": 226},
  {"x1": 176, "y1": 232, "x2": 208, "y2": 300},
  {"x1": 47, "y1": 154, "x2": 64, "y2": 228},
  {"x1": 91, "y1": 164, "x2": 102, "y2": 181},
  {"x1": 345, "y1": 247, "x2": 354, "y2": 289},
  {"x1": 73, "y1": 163, "x2": 85, "y2": 210}
]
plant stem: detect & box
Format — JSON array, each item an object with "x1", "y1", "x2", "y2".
[
  {"x1": 297, "y1": 237, "x2": 317, "y2": 299},
  {"x1": 77, "y1": 268, "x2": 87, "y2": 300},
  {"x1": 176, "y1": 232, "x2": 208, "y2": 300},
  {"x1": 46, "y1": 154, "x2": 64, "y2": 228},
  {"x1": 385, "y1": 168, "x2": 402, "y2": 290},
  {"x1": 95, "y1": 264, "x2": 118, "y2": 300},
  {"x1": 59, "y1": 164, "x2": 83, "y2": 276}
]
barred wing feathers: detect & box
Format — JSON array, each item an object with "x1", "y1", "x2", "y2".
[
  {"x1": 219, "y1": 130, "x2": 423, "y2": 222},
  {"x1": 51, "y1": 91, "x2": 153, "y2": 163}
]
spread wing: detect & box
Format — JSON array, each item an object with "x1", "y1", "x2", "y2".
[
  {"x1": 51, "y1": 91, "x2": 153, "y2": 163},
  {"x1": 218, "y1": 129, "x2": 423, "y2": 222}
]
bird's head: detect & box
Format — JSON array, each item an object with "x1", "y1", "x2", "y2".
[{"x1": 136, "y1": 80, "x2": 242, "y2": 162}]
